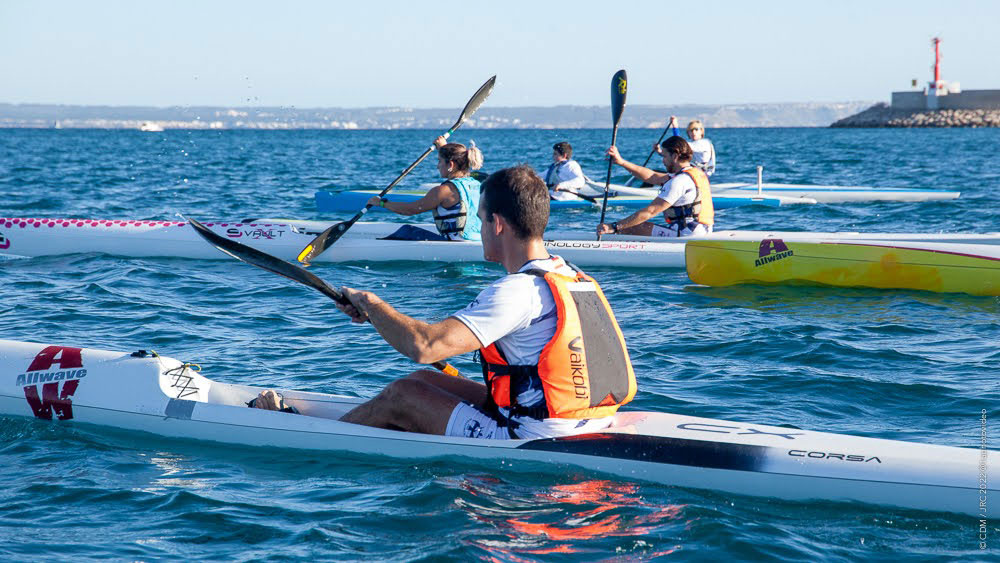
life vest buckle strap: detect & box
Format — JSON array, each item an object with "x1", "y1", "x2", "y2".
[{"x1": 507, "y1": 403, "x2": 549, "y2": 421}]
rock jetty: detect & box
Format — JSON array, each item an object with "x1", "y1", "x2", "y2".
[{"x1": 831, "y1": 103, "x2": 1000, "y2": 128}]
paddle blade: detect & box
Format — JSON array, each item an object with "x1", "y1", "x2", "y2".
[
  {"x1": 296, "y1": 221, "x2": 349, "y2": 266},
  {"x1": 610, "y1": 70, "x2": 627, "y2": 126},
  {"x1": 187, "y1": 217, "x2": 465, "y2": 378},
  {"x1": 186, "y1": 217, "x2": 347, "y2": 304},
  {"x1": 450, "y1": 75, "x2": 497, "y2": 132}
]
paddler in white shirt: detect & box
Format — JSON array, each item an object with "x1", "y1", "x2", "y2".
[
  {"x1": 598, "y1": 136, "x2": 715, "y2": 237},
  {"x1": 254, "y1": 165, "x2": 637, "y2": 440},
  {"x1": 366, "y1": 136, "x2": 484, "y2": 241},
  {"x1": 544, "y1": 141, "x2": 588, "y2": 201},
  {"x1": 662, "y1": 116, "x2": 716, "y2": 177}
]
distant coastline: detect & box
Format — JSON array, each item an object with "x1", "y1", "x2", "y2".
[
  {"x1": 832, "y1": 103, "x2": 1000, "y2": 128},
  {"x1": 0, "y1": 101, "x2": 873, "y2": 130}
]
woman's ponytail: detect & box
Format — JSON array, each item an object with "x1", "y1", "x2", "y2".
[{"x1": 466, "y1": 139, "x2": 484, "y2": 171}]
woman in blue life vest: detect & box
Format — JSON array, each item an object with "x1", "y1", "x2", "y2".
[{"x1": 367, "y1": 136, "x2": 484, "y2": 241}]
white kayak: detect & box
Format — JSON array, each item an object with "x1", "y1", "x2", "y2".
[
  {"x1": 0, "y1": 339, "x2": 994, "y2": 516},
  {"x1": 579, "y1": 178, "x2": 817, "y2": 205},
  {"x1": 0, "y1": 217, "x2": 690, "y2": 268},
  {"x1": 318, "y1": 187, "x2": 800, "y2": 211},
  {"x1": 3, "y1": 217, "x2": 1000, "y2": 270},
  {"x1": 622, "y1": 166, "x2": 960, "y2": 203},
  {"x1": 711, "y1": 182, "x2": 961, "y2": 203}
]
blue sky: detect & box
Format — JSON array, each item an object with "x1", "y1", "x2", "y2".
[{"x1": 2, "y1": 0, "x2": 998, "y2": 108}]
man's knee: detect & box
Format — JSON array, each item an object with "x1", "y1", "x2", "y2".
[
  {"x1": 402, "y1": 369, "x2": 442, "y2": 384},
  {"x1": 379, "y1": 376, "x2": 433, "y2": 405}
]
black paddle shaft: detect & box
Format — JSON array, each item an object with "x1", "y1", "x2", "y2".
[
  {"x1": 597, "y1": 69, "x2": 628, "y2": 241},
  {"x1": 640, "y1": 121, "x2": 673, "y2": 168},
  {"x1": 297, "y1": 75, "x2": 497, "y2": 265},
  {"x1": 186, "y1": 217, "x2": 461, "y2": 377},
  {"x1": 559, "y1": 189, "x2": 599, "y2": 204}
]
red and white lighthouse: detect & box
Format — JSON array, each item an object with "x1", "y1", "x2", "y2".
[{"x1": 931, "y1": 37, "x2": 942, "y2": 90}]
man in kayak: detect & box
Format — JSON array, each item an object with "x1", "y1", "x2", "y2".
[
  {"x1": 544, "y1": 141, "x2": 588, "y2": 201},
  {"x1": 597, "y1": 136, "x2": 714, "y2": 237},
  {"x1": 255, "y1": 165, "x2": 637, "y2": 440},
  {"x1": 366, "y1": 136, "x2": 484, "y2": 241}
]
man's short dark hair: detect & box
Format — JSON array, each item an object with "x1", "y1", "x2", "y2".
[
  {"x1": 553, "y1": 141, "x2": 572, "y2": 158},
  {"x1": 480, "y1": 165, "x2": 549, "y2": 239},
  {"x1": 660, "y1": 136, "x2": 693, "y2": 161}
]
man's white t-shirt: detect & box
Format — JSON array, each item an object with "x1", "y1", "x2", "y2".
[
  {"x1": 688, "y1": 138, "x2": 716, "y2": 176},
  {"x1": 450, "y1": 255, "x2": 613, "y2": 439},
  {"x1": 545, "y1": 160, "x2": 587, "y2": 201},
  {"x1": 655, "y1": 169, "x2": 698, "y2": 207}
]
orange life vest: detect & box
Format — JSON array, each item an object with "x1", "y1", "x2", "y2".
[
  {"x1": 663, "y1": 167, "x2": 714, "y2": 227},
  {"x1": 479, "y1": 266, "x2": 636, "y2": 420}
]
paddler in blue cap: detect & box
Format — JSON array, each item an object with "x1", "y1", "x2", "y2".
[{"x1": 255, "y1": 165, "x2": 637, "y2": 440}]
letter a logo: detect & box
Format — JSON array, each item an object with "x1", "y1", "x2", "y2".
[
  {"x1": 758, "y1": 238, "x2": 789, "y2": 258},
  {"x1": 26, "y1": 346, "x2": 83, "y2": 372},
  {"x1": 24, "y1": 380, "x2": 80, "y2": 420}
]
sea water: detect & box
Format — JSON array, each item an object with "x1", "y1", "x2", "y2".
[{"x1": 0, "y1": 127, "x2": 998, "y2": 560}]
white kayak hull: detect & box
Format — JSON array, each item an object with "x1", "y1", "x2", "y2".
[
  {"x1": 0, "y1": 217, "x2": 690, "y2": 268},
  {"x1": 712, "y1": 183, "x2": 961, "y2": 203},
  {"x1": 0, "y1": 339, "x2": 994, "y2": 516},
  {"x1": 3, "y1": 217, "x2": 998, "y2": 270},
  {"x1": 318, "y1": 188, "x2": 795, "y2": 211}
]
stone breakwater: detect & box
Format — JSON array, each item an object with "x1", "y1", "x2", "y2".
[{"x1": 832, "y1": 103, "x2": 1000, "y2": 128}]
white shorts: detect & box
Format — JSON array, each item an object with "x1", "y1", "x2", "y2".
[
  {"x1": 650, "y1": 221, "x2": 712, "y2": 238},
  {"x1": 445, "y1": 402, "x2": 510, "y2": 440},
  {"x1": 445, "y1": 402, "x2": 614, "y2": 441}
]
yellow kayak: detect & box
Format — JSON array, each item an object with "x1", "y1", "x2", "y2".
[{"x1": 685, "y1": 239, "x2": 1000, "y2": 296}]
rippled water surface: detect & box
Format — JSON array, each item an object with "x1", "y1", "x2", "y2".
[{"x1": 1, "y1": 128, "x2": 999, "y2": 560}]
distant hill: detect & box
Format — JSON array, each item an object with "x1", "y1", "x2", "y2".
[{"x1": 0, "y1": 101, "x2": 875, "y2": 129}]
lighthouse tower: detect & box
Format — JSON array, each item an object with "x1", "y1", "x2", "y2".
[{"x1": 927, "y1": 37, "x2": 960, "y2": 109}]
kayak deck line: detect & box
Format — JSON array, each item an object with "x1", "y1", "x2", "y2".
[
  {"x1": 685, "y1": 239, "x2": 1000, "y2": 296},
  {"x1": 0, "y1": 339, "x2": 995, "y2": 517},
  {"x1": 815, "y1": 241, "x2": 1000, "y2": 264}
]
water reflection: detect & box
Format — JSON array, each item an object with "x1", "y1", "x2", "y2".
[{"x1": 448, "y1": 475, "x2": 685, "y2": 558}]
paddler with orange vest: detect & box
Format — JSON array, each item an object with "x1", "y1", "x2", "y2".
[
  {"x1": 252, "y1": 165, "x2": 637, "y2": 440},
  {"x1": 597, "y1": 136, "x2": 714, "y2": 237}
]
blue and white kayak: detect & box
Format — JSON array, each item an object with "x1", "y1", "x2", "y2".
[
  {"x1": 315, "y1": 189, "x2": 788, "y2": 213},
  {"x1": 0, "y1": 339, "x2": 994, "y2": 516}
]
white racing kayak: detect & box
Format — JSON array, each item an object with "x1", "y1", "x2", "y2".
[
  {"x1": 3, "y1": 217, "x2": 1000, "y2": 270},
  {"x1": 0, "y1": 339, "x2": 994, "y2": 516},
  {"x1": 317, "y1": 188, "x2": 798, "y2": 212},
  {"x1": 579, "y1": 178, "x2": 817, "y2": 205},
  {"x1": 0, "y1": 217, "x2": 690, "y2": 268},
  {"x1": 711, "y1": 182, "x2": 961, "y2": 203},
  {"x1": 622, "y1": 166, "x2": 960, "y2": 203}
]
